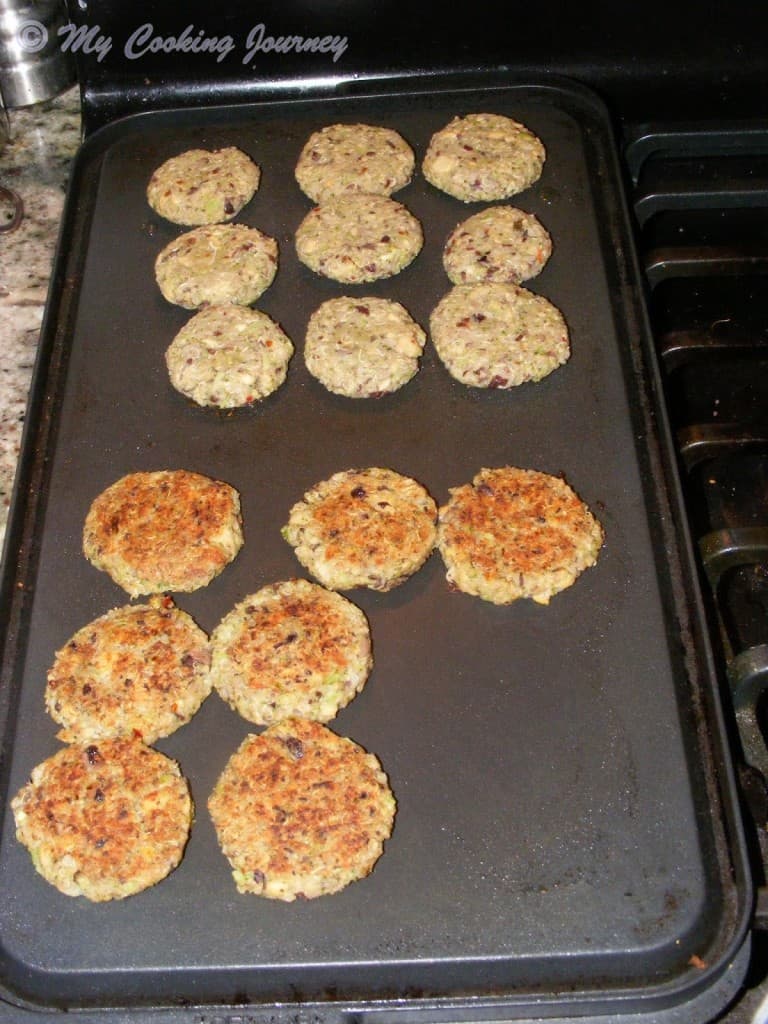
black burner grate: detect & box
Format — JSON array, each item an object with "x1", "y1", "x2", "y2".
[{"x1": 629, "y1": 125, "x2": 768, "y2": 1020}]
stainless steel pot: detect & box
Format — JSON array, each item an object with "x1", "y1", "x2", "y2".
[{"x1": 0, "y1": 0, "x2": 74, "y2": 108}]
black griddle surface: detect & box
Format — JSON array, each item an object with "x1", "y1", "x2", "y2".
[{"x1": 0, "y1": 82, "x2": 749, "y2": 1017}]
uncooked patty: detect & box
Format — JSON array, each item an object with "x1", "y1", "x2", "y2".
[
  {"x1": 442, "y1": 206, "x2": 552, "y2": 285},
  {"x1": 422, "y1": 113, "x2": 545, "y2": 202},
  {"x1": 147, "y1": 146, "x2": 260, "y2": 226},
  {"x1": 282, "y1": 467, "x2": 437, "y2": 592},
  {"x1": 165, "y1": 304, "x2": 294, "y2": 408},
  {"x1": 12, "y1": 738, "x2": 192, "y2": 901},
  {"x1": 208, "y1": 718, "x2": 395, "y2": 900},
  {"x1": 295, "y1": 123, "x2": 414, "y2": 203},
  {"x1": 429, "y1": 282, "x2": 570, "y2": 388},
  {"x1": 210, "y1": 578, "x2": 372, "y2": 725},
  {"x1": 155, "y1": 223, "x2": 278, "y2": 309},
  {"x1": 83, "y1": 469, "x2": 244, "y2": 598},
  {"x1": 304, "y1": 296, "x2": 426, "y2": 398},
  {"x1": 45, "y1": 598, "x2": 212, "y2": 744},
  {"x1": 295, "y1": 194, "x2": 422, "y2": 283},
  {"x1": 437, "y1": 466, "x2": 604, "y2": 605}
]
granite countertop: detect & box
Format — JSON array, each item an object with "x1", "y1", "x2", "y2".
[{"x1": 0, "y1": 86, "x2": 82, "y2": 552}]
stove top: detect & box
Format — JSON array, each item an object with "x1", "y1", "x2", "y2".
[
  {"x1": 627, "y1": 123, "x2": 768, "y2": 1022},
  {"x1": 64, "y1": 0, "x2": 768, "y2": 134},
  {"x1": 7, "y1": 2, "x2": 768, "y2": 1020}
]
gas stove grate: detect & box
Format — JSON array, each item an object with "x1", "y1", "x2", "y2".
[{"x1": 629, "y1": 125, "x2": 768, "y2": 1018}]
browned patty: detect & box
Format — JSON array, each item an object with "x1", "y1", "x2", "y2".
[
  {"x1": 210, "y1": 579, "x2": 372, "y2": 725},
  {"x1": 208, "y1": 718, "x2": 396, "y2": 900},
  {"x1": 12, "y1": 738, "x2": 193, "y2": 901},
  {"x1": 45, "y1": 598, "x2": 212, "y2": 743},
  {"x1": 437, "y1": 466, "x2": 604, "y2": 604},
  {"x1": 282, "y1": 467, "x2": 437, "y2": 591},
  {"x1": 83, "y1": 469, "x2": 243, "y2": 597}
]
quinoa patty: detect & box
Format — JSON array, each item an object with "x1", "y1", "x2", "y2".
[
  {"x1": 442, "y1": 206, "x2": 552, "y2": 285},
  {"x1": 211, "y1": 579, "x2": 372, "y2": 725},
  {"x1": 208, "y1": 719, "x2": 395, "y2": 900},
  {"x1": 83, "y1": 469, "x2": 244, "y2": 598},
  {"x1": 282, "y1": 467, "x2": 437, "y2": 592},
  {"x1": 12, "y1": 738, "x2": 193, "y2": 901},
  {"x1": 45, "y1": 598, "x2": 211, "y2": 744},
  {"x1": 437, "y1": 466, "x2": 604, "y2": 604},
  {"x1": 295, "y1": 123, "x2": 414, "y2": 203},
  {"x1": 422, "y1": 113, "x2": 545, "y2": 203},
  {"x1": 155, "y1": 223, "x2": 278, "y2": 309},
  {"x1": 165, "y1": 304, "x2": 294, "y2": 408},
  {"x1": 429, "y1": 282, "x2": 570, "y2": 389},
  {"x1": 147, "y1": 146, "x2": 260, "y2": 226},
  {"x1": 295, "y1": 194, "x2": 422, "y2": 284},
  {"x1": 304, "y1": 296, "x2": 425, "y2": 398}
]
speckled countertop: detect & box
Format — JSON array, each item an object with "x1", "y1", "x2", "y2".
[{"x1": 0, "y1": 86, "x2": 82, "y2": 552}]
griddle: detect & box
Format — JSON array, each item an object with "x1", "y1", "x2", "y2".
[{"x1": 0, "y1": 79, "x2": 752, "y2": 1022}]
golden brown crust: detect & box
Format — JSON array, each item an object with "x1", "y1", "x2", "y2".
[
  {"x1": 210, "y1": 579, "x2": 372, "y2": 725},
  {"x1": 437, "y1": 466, "x2": 604, "y2": 604},
  {"x1": 208, "y1": 719, "x2": 395, "y2": 900},
  {"x1": 12, "y1": 739, "x2": 192, "y2": 901},
  {"x1": 282, "y1": 467, "x2": 437, "y2": 591},
  {"x1": 83, "y1": 470, "x2": 243, "y2": 598},
  {"x1": 45, "y1": 598, "x2": 212, "y2": 743}
]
